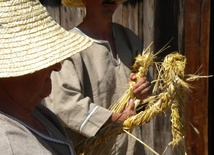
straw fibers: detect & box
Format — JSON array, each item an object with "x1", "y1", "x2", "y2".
[{"x1": 75, "y1": 43, "x2": 212, "y2": 155}]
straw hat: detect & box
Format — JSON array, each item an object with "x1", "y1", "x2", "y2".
[
  {"x1": 62, "y1": 0, "x2": 128, "y2": 7},
  {"x1": 0, "y1": 0, "x2": 93, "y2": 78}
]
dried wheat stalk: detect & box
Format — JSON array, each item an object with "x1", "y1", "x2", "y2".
[{"x1": 75, "y1": 44, "x2": 212, "y2": 155}]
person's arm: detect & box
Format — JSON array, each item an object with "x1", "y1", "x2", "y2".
[{"x1": 43, "y1": 58, "x2": 112, "y2": 137}]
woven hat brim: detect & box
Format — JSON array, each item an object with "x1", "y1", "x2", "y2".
[
  {"x1": 62, "y1": 0, "x2": 84, "y2": 7},
  {"x1": 62, "y1": 0, "x2": 128, "y2": 7},
  {"x1": 0, "y1": 0, "x2": 93, "y2": 78}
]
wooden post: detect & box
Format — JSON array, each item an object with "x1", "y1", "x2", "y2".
[{"x1": 184, "y1": 0, "x2": 210, "y2": 155}]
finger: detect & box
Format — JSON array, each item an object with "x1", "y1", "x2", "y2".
[
  {"x1": 133, "y1": 77, "x2": 147, "y2": 89},
  {"x1": 126, "y1": 99, "x2": 136, "y2": 115},
  {"x1": 127, "y1": 99, "x2": 135, "y2": 110},
  {"x1": 140, "y1": 85, "x2": 151, "y2": 95},
  {"x1": 133, "y1": 80, "x2": 150, "y2": 94}
]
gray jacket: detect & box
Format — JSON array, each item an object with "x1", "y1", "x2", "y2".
[{"x1": 0, "y1": 104, "x2": 75, "y2": 155}]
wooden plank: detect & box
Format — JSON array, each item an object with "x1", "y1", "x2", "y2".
[
  {"x1": 59, "y1": 6, "x2": 84, "y2": 30},
  {"x1": 114, "y1": 4, "x2": 140, "y2": 37},
  {"x1": 113, "y1": 4, "x2": 123, "y2": 24},
  {"x1": 45, "y1": 5, "x2": 60, "y2": 24},
  {"x1": 184, "y1": 0, "x2": 210, "y2": 155},
  {"x1": 141, "y1": 0, "x2": 155, "y2": 45}
]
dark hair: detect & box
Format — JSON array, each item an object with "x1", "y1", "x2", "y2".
[{"x1": 39, "y1": 0, "x2": 61, "y2": 7}]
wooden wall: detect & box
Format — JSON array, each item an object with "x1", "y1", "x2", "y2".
[
  {"x1": 209, "y1": 1, "x2": 214, "y2": 154},
  {"x1": 184, "y1": 1, "x2": 210, "y2": 155},
  {"x1": 43, "y1": 1, "x2": 211, "y2": 154}
]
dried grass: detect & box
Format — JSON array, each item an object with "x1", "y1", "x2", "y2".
[{"x1": 75, "y1": 43, "x2": 212, "y2": 155}]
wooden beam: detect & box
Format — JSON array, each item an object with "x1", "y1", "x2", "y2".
[{"x1": 184, "y1": 0, "x2": 210, "y2": 155}]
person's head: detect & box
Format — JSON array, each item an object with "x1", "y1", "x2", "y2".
[
  {"x1": 0, "y1": 0, "x2": 93, "y2": 105},
  {"x1": 0, "y1": 63, "x2": 62, "y2": 107}
]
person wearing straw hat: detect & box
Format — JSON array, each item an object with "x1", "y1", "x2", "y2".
[
  {"x1": 0, "y1": 0, "x2": 93, "y2": 154},
  {"x1": 43, "y1": 0, "x2": 151, "y2": 154}
]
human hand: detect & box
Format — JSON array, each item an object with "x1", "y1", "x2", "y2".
[
  {"x1": 119, "y1": 99, "x2": 136, "y2": 121},
  {"x1": 106, "y1": 99, "x2": 136, "y2": 125},
  {"x1": 130, "y1": 73, "x2": 151, "y2": 100}
]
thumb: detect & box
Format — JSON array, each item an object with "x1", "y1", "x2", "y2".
[
  {"x1": 129, "y1": 73, "x2": 136, "y2": 81},
  {"x1": 127, "y1": 99, "x2": 135, "y2": 110}
]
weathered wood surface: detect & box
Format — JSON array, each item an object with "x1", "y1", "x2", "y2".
[
  {"x1": 184, "y1": 0, "x2": 210, "y2": 155},
  {"x1": 43, "y1": 1, "x2": 211, "y2": 154},
  {"x1": 208, "y1": 1, "x2": 214, "y2": 154}
]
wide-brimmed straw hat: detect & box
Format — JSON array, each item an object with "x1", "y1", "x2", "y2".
[
  {"x1": 62, "y1": 0, "x2": 127, "y2": 7},
  {"x1": 0, "y1": 0, "x2": 93, "y2": 78}
]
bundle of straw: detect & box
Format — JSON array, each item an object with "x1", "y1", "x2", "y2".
[
  {"x1": 76, "y1": 124, "x2": 123, "y2": 155},
  {"x1": 123, "y1": 52, "x2": 188, "y2": 129},
  {"x1": 123, "y1": 52, "x2": 211, "y2": 154},
  {"x1": 109, "y1": 42, "x2": 156, "y2": 112},
  {"x1": 75, "y1": 44, "x2": 212, "y2": 155}
]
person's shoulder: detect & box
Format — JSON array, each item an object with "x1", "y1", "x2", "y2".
[
  {"x1": 111, "y1": 22, "x2": 141, "y2": 41},
  {"x1": 0, "y1": 113, "x2": 33, "y2": 148},
  {"x1": 0, "y1": 113, "x2": 30, "y2": 133},
  {"x1": 0, "y1": 113, "x2": 52, "y2": 154},
  {"x1": 112, "y1": 23, "x2": 137, "y2": 35},
  {"x1": 0, "y1": 113, "x2": 35, "y2": 147},
  {"x1": 112, "y1": 22, "x2": 143, "y2": 50}
]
